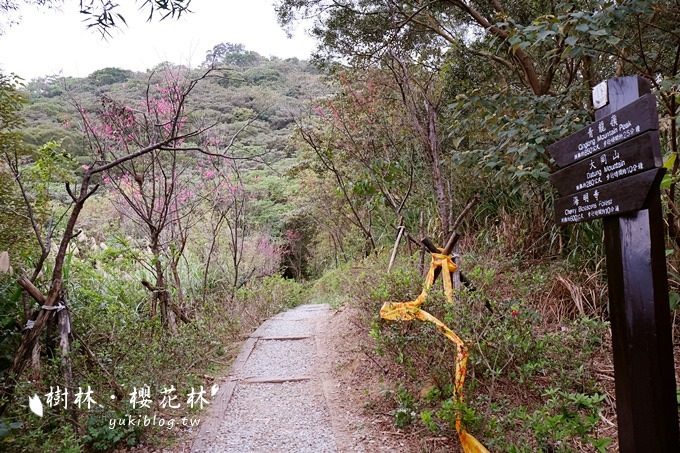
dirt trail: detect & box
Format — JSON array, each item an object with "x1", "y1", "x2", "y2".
[
  {"x1": 185, "y1": 303, "x2": 440, "y2": 452},
  {"x1": 189, "y1": 304, "x2": 346, "y2": 452}
]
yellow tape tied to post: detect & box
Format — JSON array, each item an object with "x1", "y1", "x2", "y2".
[{"x1": 379, "y1": 251, "x2": 489, "y2": 453}]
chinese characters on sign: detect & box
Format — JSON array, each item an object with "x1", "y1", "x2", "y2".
[
  {"x1": 548, "y1": 93, "x2": 658, "y2": 168},
  {"x1": 554, "y1": 169, "x2": 662, "y2": 225},
  {"x1": 549, "y1": 130, "x2": 662, "y2": 195},
  {"x1": 547, "y1": 93, "x2": 663, "y2": 226}
]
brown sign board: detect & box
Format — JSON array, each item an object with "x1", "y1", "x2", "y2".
[
  {"x1": 554, "y1": 167, "x2": 664, "y2": 226},
  {"x1": 547, "y1": 94, "x2": 658, "y2": 168},
  {"x1": 548, "y1": 76, "x2": 679, "y2": 451},
  {"x1": 549, "y1": 131, "x2": 662, "y2": 197}
]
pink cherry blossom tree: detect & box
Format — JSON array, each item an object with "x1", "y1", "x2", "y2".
[
  {"x1": 1, "y1": 68, "x2": 214, "y2": 413},
  {"x1": 79, "y1": 67, "x2": 206, "y2": 332}
]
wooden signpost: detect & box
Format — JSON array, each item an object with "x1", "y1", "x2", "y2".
[{"x1": 548, "y1": 76, "x2": 679, "y2": 452}]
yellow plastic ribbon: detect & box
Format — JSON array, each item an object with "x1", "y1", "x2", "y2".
[{"x1": 380, "y1": 251, "x2": 489, "y2": 453}]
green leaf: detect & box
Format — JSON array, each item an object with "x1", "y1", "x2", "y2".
[
  {"x1": 669, "y1": 292, "x2": 680, "y2": 311},
  {"x1": 565, "y1": 35, "x2": 579, "y2": 46},
  {"x1": 661, "y1": 172, "x2": 674, "y2": 189},
  {"x1": 664, "y1": 152, "x2": 676, "y2": 170},
  {"x1": 536, "y1": 29, "x2": 556, "y2": 41},
  {"x1": 605, "y1": 35, "x2": 621, "y2": 45}
]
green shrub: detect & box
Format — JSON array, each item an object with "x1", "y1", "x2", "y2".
[{"x1": 352, "y1": 251, "x2": 611, "y2": 450}]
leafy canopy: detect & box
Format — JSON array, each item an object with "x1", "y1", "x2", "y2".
[{"x1": 0, "y1": 0, "x2": 192, "y2": 36}]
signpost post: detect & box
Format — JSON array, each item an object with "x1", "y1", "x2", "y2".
[{"x1": 548, "y1": 76, "x2": 679, "y2": 451}]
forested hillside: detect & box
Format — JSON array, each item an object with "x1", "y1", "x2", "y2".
[
  {"x1": 0, "y1": 44, "x2": 331, "y2": 451},
  {"x1": 1, "y1": 0, "x2": 679, "y2": 451}
]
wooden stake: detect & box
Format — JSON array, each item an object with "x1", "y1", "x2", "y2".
[
  {"x1": 444, "y1": 194, "x2": 480, "y2": 255},
  {"x1": 388, "y1": 226, "x2": 405, "y2": 273},
  {"x1": 597, "y1": 76, "x2": 679, "y2": 452}
]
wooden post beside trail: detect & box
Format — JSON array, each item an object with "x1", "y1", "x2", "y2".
[{"x1": 548, "y1": 76, "x2": 679, "y2": 451}]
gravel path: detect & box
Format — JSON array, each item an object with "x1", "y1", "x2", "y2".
[{"x1": 191, "y1": 304, "x2": 340, "y2": 453}]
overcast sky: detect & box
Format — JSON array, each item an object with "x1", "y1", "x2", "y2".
[{"x1": 0, "y1": 1, "x2": 316, "y2": 80}]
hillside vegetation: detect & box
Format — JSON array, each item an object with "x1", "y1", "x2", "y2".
[
  {"x1": 1, "y1": 0, "x2": 680, "y2": 450},
  {"x1": 0, "y1": 45, "x2": 328, "y2": 451}
]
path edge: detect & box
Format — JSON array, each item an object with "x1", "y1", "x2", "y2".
[{"x1": 189, "y1": 333, "x2": 259, "y2": 451}]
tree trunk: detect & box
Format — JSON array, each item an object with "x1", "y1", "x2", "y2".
[
  {"x1": 150, "y1": 234, "x2": 176, "y2": 332},
  {"x1": 30, "y1": 342, "x2": 40, "y2": 380},
  {"x1": 170, "y1": 258, "x2": 183, "y2": 308},
  {"x1": 202, "y1": 213, "x2": 225, "y2": 303},
  {"x1": 58, "y1": 303, "x2": 72, "y2": 392},
  {"x1": 0, "y1": 174, "x2": 95, "y2": 415}
]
